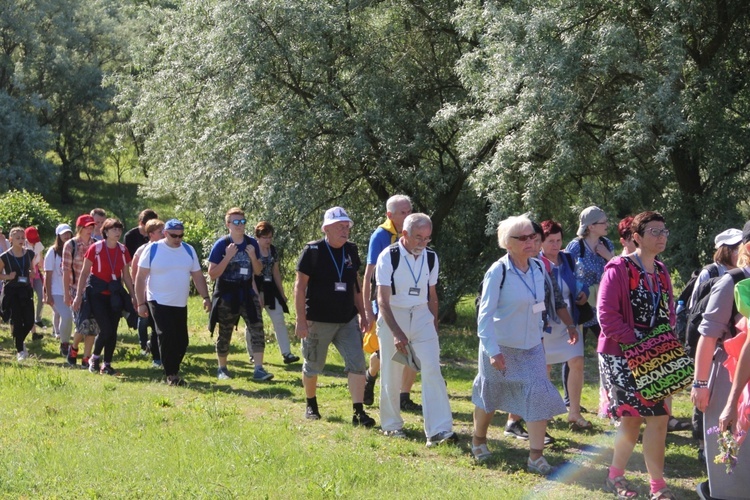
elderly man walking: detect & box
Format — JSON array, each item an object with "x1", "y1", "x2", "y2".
[
  {"x1": 376, "y1": 213, "x2": 455, "y2": 446},
  {"x1": 294, "y1": 207, "x2": 375, "y2": 427}
]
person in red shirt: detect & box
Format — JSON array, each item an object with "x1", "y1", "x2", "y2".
[{"x1": 72, "y1": 218, "x2": 136, "y2": 375}]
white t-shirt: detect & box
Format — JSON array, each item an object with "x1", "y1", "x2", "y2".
[
  {"x1": 375, "y1": 241, "x2": 438, "y2": 309},
  {"x1": 43, "y1": 248, "x2": 64, "y2": 296},
  {"x1": 139, "y1": 240, "x2": 201, "y2": 307}
]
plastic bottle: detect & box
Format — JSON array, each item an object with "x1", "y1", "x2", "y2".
[
  {"x1": 676, "y1": 300, "x2": 685, "y2": 315},
  {"x1": 575, "y1": 257, "x2": 585, "y2": 294}
]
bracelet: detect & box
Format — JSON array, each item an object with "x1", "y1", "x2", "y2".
[
  {"x1": 566, "y1": 324, "x2": 576, "y2": 329},
  {"x1": 692, "y1": 380, "x2": 709, "y2": 388}
]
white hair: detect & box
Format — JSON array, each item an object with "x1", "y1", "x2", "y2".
[
  {"x1": 403, "y1": 213, "x2": 432, "y2": 235},
  {"x1": 386, "y1": 194, "x2": 412, "y2": 214},
  {"x1": 496, "y1": 215, "x2": 533, "y2": 249}
]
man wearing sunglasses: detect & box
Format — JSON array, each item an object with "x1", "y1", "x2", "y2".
[
  {"x1": 135, "y1": 219, "x2": 210, "y2": 386},
  {"x1": 208, "y1": 207, "x2": 272, "y2": 381}
]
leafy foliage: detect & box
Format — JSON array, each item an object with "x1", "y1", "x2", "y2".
[{"x1": 0, "y1": 190, "x2": 64, "y2": 242}]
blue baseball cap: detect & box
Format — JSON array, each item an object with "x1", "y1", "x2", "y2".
[{"x1": 164, "y1": 219, "x2": 184, "y2": 231}]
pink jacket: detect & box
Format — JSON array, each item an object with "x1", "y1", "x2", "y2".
[{"x1": 597, "y1": 256, "x2": 676, "y2": 356}]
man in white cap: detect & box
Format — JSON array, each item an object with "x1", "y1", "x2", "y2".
[
  {"x1": 376, "y1": 213, "x2": 455, "y2": 446},
  {"x1": 294, "y1": 206, "x2": 375, "y2": 427}
]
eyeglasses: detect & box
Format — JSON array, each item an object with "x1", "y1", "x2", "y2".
[
  {"x1": 510, "y1": 233, "x2": 538, "y2": 242},
  {"x1": 643, "y1": 228, "x2": 670, "y2": 238},
  {"x1": 167, "y1": 232, "x2": 185, "y2": 239},
  {"x1": 231, "y1": 219, "x2": 246, "y2": 226},
  {"x1": 413, "y1": 236, "x2": 431, "y2": 244}
]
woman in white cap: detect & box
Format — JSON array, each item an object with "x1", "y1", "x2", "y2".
[
  {"x1": 688, "y1": 228, "x2": 742, "y2": 308},
  {"x1": 43, "y1": 223, "x2": 75, "y2": 357}
]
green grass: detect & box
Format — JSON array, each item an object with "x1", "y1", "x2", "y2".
[{"x1": 0, "y1": 296, "x2": 706, "y2": 499}]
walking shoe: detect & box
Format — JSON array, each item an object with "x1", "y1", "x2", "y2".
[
  {"x1": 16, "y1": 350, "x2": 28, "y2": 362},
  {"x1": 400, "y1": 397, "x2": 422, "y2": 413},
  {"x1": 100, "y1": 363, "x2": 117, "y2": 376},
  {"x1": 503, "y1": 420, "x2": 529, "y2": 440},
  {"x1": 81, "y1": 357, "x2": 90, "y2": 369},
  {"x1": 382, "y1": 429, "x2": 406, "y2": 438},
  {"x1": 89, "y1": 357, "x2": 101, "y2": 374},
  {"x1": 66, "y1": 347, "x2": 78, "y2": 366},
  {"x1": 426, "y1": 431, "x2": 458, "y2": 448},
  {"x1": 60, "y1": 342, "x2": 70, "y2": 357},
  {"x1": 305, "y1": 406, "x2": 321, "y2": 420},
  {"x1": 253, "y1": 367, "x2": 274, "y2": 381},
  {"x1": 34, "y1": 320, "x2": 44, "y2": 328},
  {"x1": 352, "y1": 410, "x2": 376, "y2": 428},
  {"x1": 363, "y1": 373, "x2": 377, "y2": 406},
  {"x1": 152, "y1": 360, "x2": 163, "y2": 369},
  {"x1": 544, "y1": 432, "x2": 556, "y2": 446},
  {"x1": 282, "y1": 352, "x2": 300, "y2": 364},
  {"x1": 167, "y1": 376, "x2": 186, "y2": 386},
  {"x1": 32, "y1": 332, "x2": 44, "y2": 341},
  {"x1": 217, "y1": 367, "x2": 232, "y2": 380}
]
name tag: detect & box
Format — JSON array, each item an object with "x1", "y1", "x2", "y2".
[
  {"x1": 263, "y1": 275, "x2": 272, "y2": 282},
  {"x1": 408, "y1": 287, "x2": 421, "y2": 296},
  {"x1": 239, "y1": 267, "x2": 249, "y2": 275},
  {"x1": 532, "y1": 302, "x2": 546, "y2": 314},
  {"x1": 18, "y1": 276, "x2": 28, "y2": 284},
  {"x1": 111, "y1": 273, "x2": 117, "y2": 281},
  {"x1": 334, "y1": 282, "x2": 347, "y2": 292}
]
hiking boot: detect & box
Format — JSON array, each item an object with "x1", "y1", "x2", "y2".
[
  {"x1": 100, "y1": 363, "x2": 117, "y2": 376},
  {"x1": 400, "y1": 397, "x2": 422, "y2": 413},
  {"x1": 89, "y1": 357, "x2": 101, "y2": 374},
  {"x1": 282, "y1": 353, "x2": 300, "y2": 364},
  {"x1": 352, "y1": 410, "x2": 376, "y2": 428},
  {"x1": 305, "y1": 406, "x2": 321, "y2": 420},
  {"x1": 426, "y1": 431, "x2": 458, "y2": 448},
  {"x1": 253, "y1": 367, "x2": 274, "y2": 381},
  {"x1": 363, "y1": 373, "x2": 377, "y2": 406},
  {"x1": 503, "y1": 420, "x2": 529, "y2": 440}
]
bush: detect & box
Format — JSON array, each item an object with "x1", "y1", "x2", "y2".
[{"x1": 0, "y1": 190, "x2": 64, "y2": 243}]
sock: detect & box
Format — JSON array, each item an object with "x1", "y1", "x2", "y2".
[
  {"x1": 353, "y1": 402, "x2": 364, "y2": 414},
  {"x1": 649, "y1": 479, "x2": 667, "y2": 494},
  {"x1": 609, "y1": 466, "x2": 625, "y2": 480},
  {"x1": 306, "y1": 397, "x2": 318, "y2": 410}
]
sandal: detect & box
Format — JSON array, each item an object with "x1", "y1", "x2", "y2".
[
  {"x1": 650, "y1": 487, "x2": 676, "y2": 500},
  {"x1": 527, "y1": 455, "x2": 552, "y2": 475},
  {"x1": 471, "y1": 443, "x2": 492, "y2": 462},
  {"x1": 667, "y1": 417, "x2": 691, "y2": 432},
  {"x1": 569, "y1": 416, "x2": 593, "y2": 431},
  {"x1": 605, "y1": 475, "x2": 639, "y2": 498}
]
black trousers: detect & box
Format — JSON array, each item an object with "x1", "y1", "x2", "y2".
[
  {"x1": 7, "y1": 292, "x2": 34, "y2": 352},
  {"x1": 90, "y1": 292, "x2": 120, "y2": 363},
  {"x1": 148, "y1": 301, "x2": 188, "y2": 377}
]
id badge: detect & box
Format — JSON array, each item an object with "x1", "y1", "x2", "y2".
[
  {"x1": 408, "y1": 287, "x2": 421, "y2": 296},
  {"x1": 18, "y1": 276, "x2": 28, "y2": 284},
  {"x1": 532, "y1": 302, "x2": 546, "y2": 314},
  {"x1": 111, "y1": 273, "x2": 117, "y2": 281},
  {"x1": 264, "y1": 276, "x2": 272, "y2": 282},
  {"x1": 239, "y1": 267, "x2": 249, "y2": 275},
  {"x1": 334, "y1": 282, "x2": 347, "y2": 292}
]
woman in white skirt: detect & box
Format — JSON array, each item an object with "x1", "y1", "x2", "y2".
[
  {"x1": 471, "y1": 215, "x2": 576, "y2": 474},
  {"x1": 539, "y1": 220, "x2": 592, "y2": 430}
]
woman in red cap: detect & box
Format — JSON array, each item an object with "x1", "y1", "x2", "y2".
[{"x1": 24, "y1": 226, "x2": 45, "y2": 339}]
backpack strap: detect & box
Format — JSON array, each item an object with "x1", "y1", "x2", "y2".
[
  {"x1": 706, "y1": 262, "x2": 720, "y2": 279},
  {"x1": 389, "y1": 243, "x2": 400, "y2": 294}
]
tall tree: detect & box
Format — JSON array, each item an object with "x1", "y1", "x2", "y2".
[
  {"x1": 450, "y1": 0, "x2": 750, "y2": 274},
  {"x1": 119, "y1": 0, "x2": 496, "y2": 312}
]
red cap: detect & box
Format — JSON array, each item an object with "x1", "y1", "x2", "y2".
[
  {"x1": 24, "y1": 227, "x2": 40, "y2": 244},
  {"x1": 76, "y1": 215, "x2": 95, "y2": 228}
]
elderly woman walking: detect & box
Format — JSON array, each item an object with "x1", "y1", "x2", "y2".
[
  {"x1": 598, "y1": 211, "x2": 677, "y2": 500},
  {"x1": 471, "y1": 215, "x2": 573, "y2": 474}
]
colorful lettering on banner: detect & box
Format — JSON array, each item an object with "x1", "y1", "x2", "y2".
[{"x1": 620, "y1": 325, "x2": 694, "y2": 402}]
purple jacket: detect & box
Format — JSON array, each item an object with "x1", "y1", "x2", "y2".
[{"x1": 597, "y1": 256, "x2": 676, "y2": 356}]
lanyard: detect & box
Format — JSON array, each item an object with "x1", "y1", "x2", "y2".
[
  {"x1": 508, "y1": 257, "x2": 537, "y2": 301},
  {"x1": 325, "y1": 241, "x2": 346, "y2": 282},
  {"x1": 633, "y1": 254, "x2": 661, "y2": 327},
  {"x1": 103, "y1": 244, "x2": 119, "y2": 280},
  {"x1": 10, "y1": 251, "x2": 26, "y2": 277},
  {"x1": 403, "y1": 250, "x2": 425, "y2": 288}
]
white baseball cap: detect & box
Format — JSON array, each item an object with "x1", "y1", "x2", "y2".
[
  {"x1": 321, "y1": 206, "x2": 353, "y2": 230},
  {"x1": 714, "y1": 228, "x2": 742, "y2": 249}
]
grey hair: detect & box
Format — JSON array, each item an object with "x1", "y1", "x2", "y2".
[
  {"x1": 386, "y1": 194, "x2": 412, "y2": 213},
  {"x1": 403, "y1": 213, "x2": 432, "y2": 236},
  {"x1": 496, "y1": 215, "x2": 533, "y2": 249}
]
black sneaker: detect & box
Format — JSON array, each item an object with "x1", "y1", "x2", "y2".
[
  {"x1": 60, "y1": 342, "x2": 70, "y2": 357},
  {"x1": 34, "y1": 320, "x2": 44, "y2": 328},
  {"x1": 544, "y1": 432, "x2": 556, "y2": 445},
  {"x1": 66, "y1": 347, "x2": 78, "y2": 366},
  {"x1": 400, "y1": 397, "x2": 422, "y2": 413},
  {"x1": 352, "y1": 410, "x2": 376, "y2": 428},
  {"x1": 363, "y1": 375, "x2": 377, "y2": 406},
  {"x1": 305, "y1": 406, "x2": 321, "y2": 420},
  {"x1": 100, "y1": 363, "x2": 117, "y2": 376},
  {"x1": 89, "y1": 357, "x2": 101, "y2": 374},
  {"x1": 32, "y1": 333, "x2": 44, "y2": 341},
  {"x1": 282, "y1": 353, "x2": 300, "y2": 364},
  {"x1": 503, "y1": 420, "x2": 529, "y2": 440},
  {"x1": 81, "y1": 357, "x2": 90, "y2": 369}
]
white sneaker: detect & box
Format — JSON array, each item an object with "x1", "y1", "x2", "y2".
[{"x1": 17, "y1": 350, "x2": 28, "y2": 361}]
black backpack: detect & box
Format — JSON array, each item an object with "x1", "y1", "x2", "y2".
[
  {"x1": 674, "y1": 263, "x2": 719, "y2": 345},
  {"x1": 387, "y1": 243, "x2": 436, "y2": 295},
  {"x1": 684, "y1": 267, "x2": 745, "y2": 357}
]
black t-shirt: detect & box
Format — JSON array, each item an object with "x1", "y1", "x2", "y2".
[
  {"x1": 124, "y1": 227, "x2": 148, "y2": 258},
  {"x1": 297, "y1": 238, "x2": 361, "y2": 323},
  {"x1": 1, "y1": 249, "x2": 34, "y2": 291}
]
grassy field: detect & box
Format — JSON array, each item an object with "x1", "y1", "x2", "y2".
[{"x1": 0, "y1": 296, "x2": 706, "y2": 499}]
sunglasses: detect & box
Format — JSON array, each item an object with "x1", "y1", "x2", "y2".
[
  {"x1": 510, "y1": 233, "x2": 538, "y2": 242},
  {"x1": 167, "y1": 232, "x2": 185, "y2": 239},
  {"x1": 231, "y1": 219, "x2": 247, "y2": 226}
]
